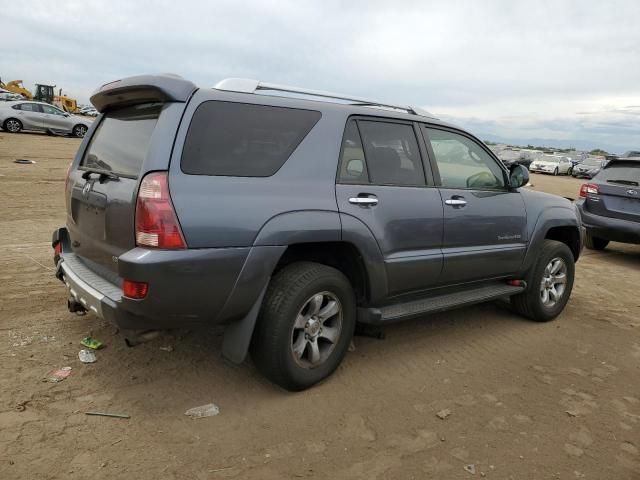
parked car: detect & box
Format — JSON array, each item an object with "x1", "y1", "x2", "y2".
[
  {"x1": 576, "y1": 157, "x2": 640, "y2": 249},
  {"x1": 79, "y1": 105, "x2": 99, "y2": 116},
  {"x1": 619, "y1": 150, "x2": 640, "y2": 159},
  {"x1": 572, "y1": 157, "x2": 606, "y2": 179},
  {"x1": 529, "y1": 155, "x2": 573, "y2": 175},
  {"x1": 497, "y1": 149, "x2": 533, "y2": 170},
  {"x1": 0, "y1": 101, "x2": 91, "y2": 137},
  {"x1": 0, "y1": 88, "x2": 24, "y2": 101},
  {"x1": 52, "y1": 74, "x2": 584, "y2": 391}
]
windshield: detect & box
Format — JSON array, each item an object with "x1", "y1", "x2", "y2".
[
  {"x1": 81, "y1": 103, "x2": 161, "y2": 178},
  {"x1": 539, "y1": 156, "x2": 559, "y2": 164},
  {"x1": 582, "y1": 158, "x2": 603, "y2": 167}
]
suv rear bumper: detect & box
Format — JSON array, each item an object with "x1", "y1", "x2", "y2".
[
  {"x1": 577, "y1": 205, "x2": 640, "y2": 244},
  {"x1": 53, "y1": 227, "x2": 285, "y2": 330}
]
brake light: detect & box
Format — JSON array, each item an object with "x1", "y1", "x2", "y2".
[
  {"x1": 53, "y1": 242, "x2": 62, "y2": 257},
  {"x1": 135, "y1": 172, "x2": 186, "y2": 249},
  {"x1": 123, "y1": 279, "x2": 149, "y2": 299},
  {"x1": 579, "y1": 183, "x2": 599, "y2": 197}
]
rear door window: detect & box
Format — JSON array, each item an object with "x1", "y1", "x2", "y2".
[
  {"x1": 80, "y1": 103, "x2": 161, "y2": 178},
  {"x1": 357, "y1": 120, "x2": 426, "y2": 186},
  {"x1": 181, "y1": 101, "x2": 321, "y2": 177},
  {"x1": 18, "y1": 103, "x2": 40, "y2": 112}
]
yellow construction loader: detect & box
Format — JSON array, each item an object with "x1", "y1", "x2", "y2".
[
  {"x1": 0, "y1": 78, "x2": 80, "y2": 113},
  {"x1": 0, "y1": 79, "x2": 33, "y2": 99},
  {"x1": 54, "y1": 89, "x2": 80, "y2": 113}
]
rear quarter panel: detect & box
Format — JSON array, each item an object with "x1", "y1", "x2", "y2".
[{"x1": 168, "y1": 90, "x2": 347, "y2": 248}]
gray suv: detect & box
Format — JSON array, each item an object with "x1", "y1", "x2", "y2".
[{"x1": 52, "y1": 75, "x2": 584, "y2": 390}]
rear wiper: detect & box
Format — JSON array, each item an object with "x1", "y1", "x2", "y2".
[
  {"x1": 81, "y1": 169, "x2": 120, "y2": 181},
  {"x1": 606, "y1": 179, "x2": 639, "y2": 187}
]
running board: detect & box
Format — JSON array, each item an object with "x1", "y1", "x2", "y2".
[{"x1": 358, "y1": 283, "x2": 525, "y2": 324}]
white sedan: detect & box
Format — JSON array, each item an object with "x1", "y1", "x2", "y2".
[
  {"x1": 0, "y1": 100, "x2": 92, "y2": 137},
  {"x1": 529, "y1": 155, "x2": 573, "y2": 175}
]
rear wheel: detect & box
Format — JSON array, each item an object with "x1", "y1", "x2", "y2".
[
  {"x1": 3, "y1": 118, "x2": 22, "y2": 133},
  {"x1": 72, "y1": 124, "x2": 87, "y2": 138},
  {"x1": 511, "y1": 240, "x2": 575, "y2": 322},
  {"x1": 251, "y1": 262, "x2": 356, "y2": 391},
  {"x1": 585, "y1": 232, "x2": 609, "y2": 250}
]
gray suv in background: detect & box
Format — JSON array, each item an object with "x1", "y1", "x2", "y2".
[{"x1": 52, "y1": 75, "x2": 584, "y2": 390}]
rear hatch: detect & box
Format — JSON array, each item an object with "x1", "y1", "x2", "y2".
[
  {"x1": 585, "y1": 161, "x2": 640, "y2": 223},
  {"x1": 65, "y1": 75, "x2": 197, "y2": 274}
]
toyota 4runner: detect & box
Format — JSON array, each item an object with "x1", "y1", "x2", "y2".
[{"x1": 52, "y1": 75, "x2": 584, "y2": 390}]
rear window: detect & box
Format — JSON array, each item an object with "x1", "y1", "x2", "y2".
[
  {"x1": 596, "y1": 161, "x2": 640, "y2": 185},
  {"x1": 181, "y1": 101, "x2": 321, "y2": 177},
  {"x1": 81, "y1": 103, "x2": 161, "y2": 178}
]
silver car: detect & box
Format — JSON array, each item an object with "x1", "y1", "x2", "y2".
[{"x1": 0, "y1": 101, "x2": 92, "y2": 137}]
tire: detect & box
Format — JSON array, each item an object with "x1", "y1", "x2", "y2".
[
  {"x1": 251, "y1": 261, "x2": 356, "y2": 391},
  {"x1": 511, "y1": 240, "x2": 575, "y2": 322},
  {"x1": 553, "y1": 168, "x2": 559, "y2": 176},
  {"x1": 585, "y1": 232, "x2": 609, "y2": 250},
  {"x1": 72, "y1": 124, "x2": 87, "y2": 138},
  {"x1": 567, "y1": 167, "x2": 573, "y2": 176},
  {"x1": 3, "y1": 118, "x2": 22, "y2": 133}
]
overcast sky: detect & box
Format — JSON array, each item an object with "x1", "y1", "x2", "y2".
[{"x1": 2, "y1": 0, "x2": 639, "y2": 152}]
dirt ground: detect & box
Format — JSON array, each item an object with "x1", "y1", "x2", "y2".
[{"x1": 1, "y1": 131, "x2": 639, "y2": 480}]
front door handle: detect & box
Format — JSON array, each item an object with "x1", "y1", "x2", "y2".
[
  {"x1": 349, "y1": 196, "x2": 378, "y2": 206},
  {"x1": 445, "y1": 197, "x2": 467, "y2": 207}
]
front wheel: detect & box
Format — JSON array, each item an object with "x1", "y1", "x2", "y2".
[
  {"x1": 251, "y1": 262, "x2": 356, "y2": 391},
  {"x1": 553, "y1": 168, "x2": 559, "y2": 176},
  {"x1": 511, "y1": 240, "x2": 575, "y2": 322}
]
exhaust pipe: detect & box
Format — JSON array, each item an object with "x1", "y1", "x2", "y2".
[{"x1": 68, "y1": 298, "x2": 87, "y2": 315}]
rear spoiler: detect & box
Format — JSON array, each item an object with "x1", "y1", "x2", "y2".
[{"x1": 90, "y1": 74, "x2": 197, "y2": 113}]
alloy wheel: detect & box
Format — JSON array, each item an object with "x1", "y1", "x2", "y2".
[
  {"x1": 540, "y1": 257, "x2": 567, "y2": 308},
  {"x1": 290, "y1": 291, "x2": 343, "y2": 368},
  {"x1": 6, "y1": 120, "x2": 20, "y2": 132}
]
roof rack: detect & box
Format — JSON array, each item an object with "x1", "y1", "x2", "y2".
[{"x1": 213, "y1": 78, "x2": 437, "y2": 119}]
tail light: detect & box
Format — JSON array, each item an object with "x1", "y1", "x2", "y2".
[
  {"x1": 135, "y1": 172, "x2": 186, "y2": 249},
  {"x1": 579, "y1": 183, "x2": 599, "y2": 197},
  {"x1": 123, "y1": 279, "x2": 149, "y2": 299}
]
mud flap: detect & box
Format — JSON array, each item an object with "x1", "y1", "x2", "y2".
[{"x1": 221, "y1": 285, "x2": 267, "y2": 364}]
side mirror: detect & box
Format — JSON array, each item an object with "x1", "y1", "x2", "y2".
[
  {"x1": 345, "y1": 159, "x2": 364, "y2": 177},
  {"x1": 64, "y1": 113, "x2": 70, "y2": 117},
  {"x1": 509, "y1": 164, "x2": 529, "y2": 188}
]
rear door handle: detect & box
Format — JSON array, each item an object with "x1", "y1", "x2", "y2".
[
  {"x1": 445, "y1": 198, "x2": 467, "y2": 207},
  {"x1": 349, "y1": 196, "x2": 378, "y2": 206}
]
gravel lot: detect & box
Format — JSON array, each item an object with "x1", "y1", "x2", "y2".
[{"x1": 1, "y1": 131, "x2": 639, "y2": 479}]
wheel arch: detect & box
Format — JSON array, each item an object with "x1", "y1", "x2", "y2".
[
  {"x1": 520, "y1": 206, "x2": 582, "y2": 274},
  {"x1": 3, "y1": 117, "x2": 23, "y2": 131}
]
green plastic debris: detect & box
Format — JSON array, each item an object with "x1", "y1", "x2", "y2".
[{"x1": 81, "y1": 336, "x2": 104, "y2": 350}]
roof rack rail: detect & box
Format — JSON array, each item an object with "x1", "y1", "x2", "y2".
[{"x1": 213, "y1": 78, "x2": 437, "y2": 119}]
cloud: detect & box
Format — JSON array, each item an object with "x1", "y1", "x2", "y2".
[{"x1": 1, "y1": 0, "x2": 639, "y2": 151}]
